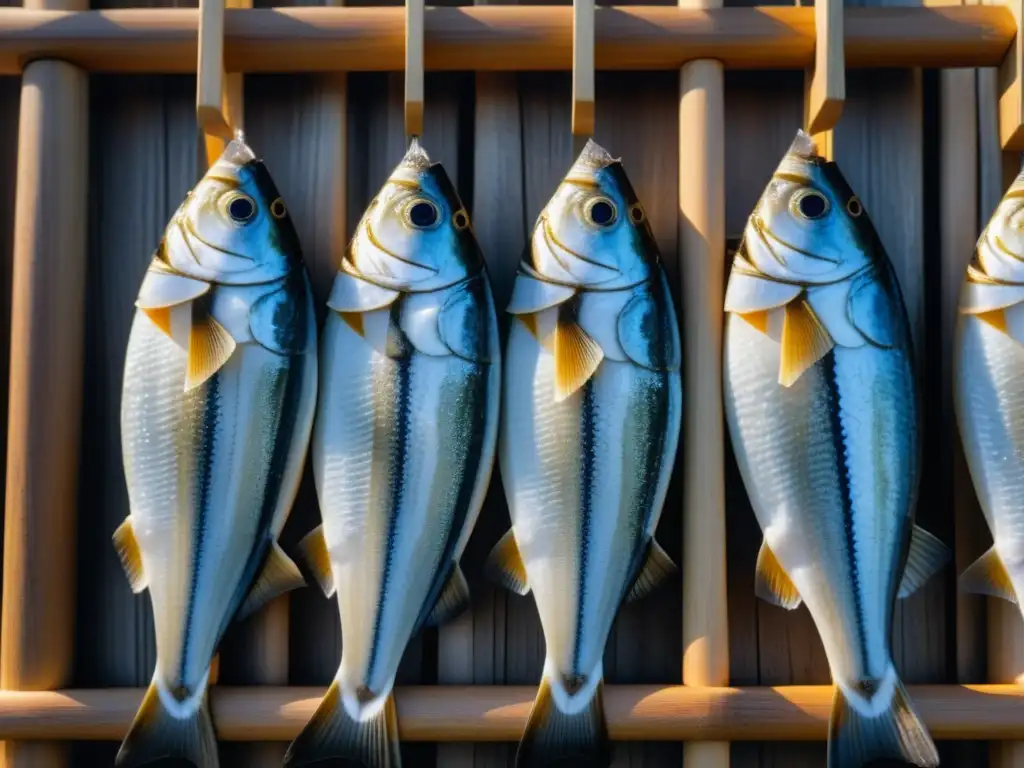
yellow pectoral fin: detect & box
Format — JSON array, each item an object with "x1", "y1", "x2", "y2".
[
  {"x1": 185, "y1": 311, "x2": 236, "y2": 392},
  {"x1": 737, "y1": 310, "x2": 770, "y2": 335},
  {"x1": 779, "y1": 298, "x2": 834, "y2": 387},
  {"x1": 297, "y1": 524, "x2": 336, "y2": 599},
  {"x1": 112, "y1": 517, "x2": 147, "y2": 594},
  {"x1": 484, "y1": 529, "x2": 530, "y2": 596},
  {"x1": 337, "y1": 311, "x2": 365, "y2": 337},
  {"x1": 140, "y1": 307, "x2": 173, "y2": 338},
  {"x1": 519, "y1": 313, "x2": 539, "y2": 340},
  {"x1": 975, "y1": 308, "x2": 1008, "y2": 333},
  {"x1": 553, "y1": 314, "x2": 604, "y2": 402}
]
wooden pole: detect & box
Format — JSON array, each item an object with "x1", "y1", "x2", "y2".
[
  {"x1": 803, "y1": 0, "x2": 844, "y2": 158},
  {"x1": 404, "y1": 0, "x2": 422, "y2": 137},
  {"x1": 679, "y1": 0, "x2": 727, "y2": 764},
  {"x1": 0, "y1": 685, "x2": 1014, "y2": 742},
  {"x1": 0, "y1": 0, "x2": 88, "y2": 765},
  {"x1": 0, "y1": 5, "x2": 1014, "y2": 75}
]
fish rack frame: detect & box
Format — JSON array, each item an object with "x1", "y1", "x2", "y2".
[{"x1": 1, "y1": 0, "x2": 1024, "y2": 762}]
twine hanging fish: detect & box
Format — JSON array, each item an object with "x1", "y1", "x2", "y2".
[
  {"x1": 487, "y1": 139, "x2": 682, "y2": 767},
  {"x1": 954, "y1": 166, "x2": 1024, "y2": 637},
  {"x1": 722, "y1": 129, "x2": 949, "y2": 768},
  {"x1": 284, "y1": 140, "x2": 501, "y2": 768},
  {"x1": 114, "y1": 135, "x2": 318, "y2": 767}
]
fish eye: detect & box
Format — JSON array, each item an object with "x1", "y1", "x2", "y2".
[
  {"x1": 585, "y1": 197, "x2": 618, "y2": 228},
  {"x1": 270, "y1": 198, "x2": 287, "y2": 219},
  {"x1": 452, "y1": 209, "x2": 470, "y2": 231},
  {"x1": 792, "y1": 189, "x2": 830, "y2": 220},
  {"x1": 405, "y1": 198, "x2": 440, "y2": 229},
  {"x1": 629, "y1": 202, "x2": 646, "y2": 224},
  {"x1": 846, "y1": 196, "x2": 863, "y2": 217},
  {"x1": 224, "y1": 193, "x2": 257, "y2": 224}
]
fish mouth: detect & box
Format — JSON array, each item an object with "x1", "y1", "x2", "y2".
[
  {"x1": 542, "y1": 215, "x2": 620, "y2": 276},
  {"x1": 363, "y1": 220, "x2": 440, "y2": 277},
  {"x1": 179, "y1": 215, "x2": 258, "y2": 271},
  {"x1": 751, "y1": 214, "x2": 841, "y2": 271},
  {"x1": 562, "y1": 674, "x2": 587, "y2": 696},
  {"x1": 992, "y1": 232, "x2": 1024, "y2": 263}
]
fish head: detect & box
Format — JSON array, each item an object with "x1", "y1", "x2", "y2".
[
  {"x1": 162, "y1": 134, "x2": 303, "y2": 285},
  {"x1": 742, "y1": 129, "x2": 877, "y2": 286},
  {"x1": 529, "y1": 139, "x2": 658, "y2": 289},
  {"x1": 347, "y1": 139, "x2": 482, "y2": 291}
]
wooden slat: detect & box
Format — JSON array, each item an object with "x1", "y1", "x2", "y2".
[
  {"x1": 0, "y1": 1, "x2": 88, "y2": 767},
  {"x1": 678, "y1": 0, "x2": 728, "y2": 759},
  {"x1": 571, "y1": 0, "x2": 594, "y2": 136},
  {"x1": 999, "y1": 0, "x2": 1024, "y2": 149},
  {"x1": 803, "y1": 0, "x2": 844, "y2": 157},
  {"x1": 0, "y1": 5, "x2": 1015, "y2": 74},
  {"x1": 404, "y1": 0, "x2": 422, "y2": 135},
  {"x1": 0, "y1": 685, "x2": 1017, "y2": 742}
]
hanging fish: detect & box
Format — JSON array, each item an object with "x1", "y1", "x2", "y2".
[
  {"x1": 722, "y1": 129, "x2": 949, "y2": 768},
  {"x1": 487, "y1": 139, "x2": 682, "y2": 768},
  {"x1": 954, "y1": 166, "x2": 1024, "y2": 636},
  {"x1": 285, "y1": 140, "x2": 501, "y2": 768},
  {"x1": 114, "y1": 135, "x2": 317, "y2": 767}
]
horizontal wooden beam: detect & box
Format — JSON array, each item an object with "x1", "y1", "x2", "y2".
[
  {"x1": 0, "y1": 5, "x2": 1013, "y2": 74},
  {"x1": 0, "y1": 685, "x2": 1020, "y2": 742}
]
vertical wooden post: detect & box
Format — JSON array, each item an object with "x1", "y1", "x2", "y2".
[
  {"x1": 989, "y1": 0, "x2": 1024, "y2": 763},
  {"x1": 0, "y1": 0, "x2": 88, "y2": 766},
  {"x1": 803, "y1": 0, "x2": 844, "y2": 159},
  {"x1": 405, "y1": 0, "x2": 424, "y2": 138},
  {"x1": 679, "y1": 0, "x2": 728, "y2": 764},
  {"x1": 571, "y1": 0, "x2": 594, "y2": 157}
]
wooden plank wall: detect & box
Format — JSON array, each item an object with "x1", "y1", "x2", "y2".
[{"x1": 0, "y1": 0, "x2": 994, "y2": 767}]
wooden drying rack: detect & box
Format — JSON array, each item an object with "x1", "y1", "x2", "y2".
[{"x1": 2, "y1": 0, "x2": 1024, "y2": 760}]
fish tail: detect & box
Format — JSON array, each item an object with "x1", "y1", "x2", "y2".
[
  {"x1": 828, "y1": 668, "x2": 939, "y2": 768},
  {"x1": 515, "y1": 672, "x2": 611, "y2": 768},
  {"x1": 114, "y1": 677, "x2": 218, "y2": 768},
  {"x1": 283, "y1": 680, "x2": 401, "y2": 768}
]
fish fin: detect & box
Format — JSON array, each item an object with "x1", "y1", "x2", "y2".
[
  {"x1": 235, "y1": 541, "x2": 307, "y2": 622},
  {"x1": 625, "y1": 538, "x2": 678, "y2": 603},
  {"x1": 425, "y1": 565, "x2": 472, "y2": 627},
  {"x1": 779, "y1": 298, "x2": 833, "y2": 387},
  {"x1": 827, "y1": 675, "x2": 939, "y2": 768},
  {"x1": 484, "y1": 529, "x2": 530, "y2": 596},
  {"x1": 515, "y1": 675, "x2": 611, "y2": 768},
  {"x1": 140, "y1": 306, "x2": 173, "y2": 338},
  {"x1": 112, "y1": 517, "x2": 147, "y2": 594},
  {"x1": 114, "y1": 681, "x2": 218, "y2": 768},
  {"x1": 898, "y1": 525, "x2": 952, "y2": 599},
  {"x1": 519, "y1": 313, "x2": 540, "y2": 340},
  {"x1": 959, "y1": 545, "x2": 1018, "y2": 603},
  {"x1": 297, "y1": 525, "x2": 336, "y2": 599},
  {"x1": 553, "y1": 313, "x2": 604, "y2": 402},
  {"x1": 283, "y1": 680, "x2": 401, "y2": 768},
  {"x1": 338, "y1": 311, "x2": 365, "y2": 337},
  {"x1": 208, "y1": 654, "x2": 220, "y2": 686},
  {"x1": 738, "y1": 310, "x2": 770, "y2": 334},
  {"x1": 976, "y1": 308, "x2": 1009, "y2": 333},
  {"x1": 755, "y1": 540, "x2": 802, "y2": 610},
  {"x1": 185, "y1": 311, "x2": 236, "y2": 392}
]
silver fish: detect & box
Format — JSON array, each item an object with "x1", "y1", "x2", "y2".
[
  {"x1": 488, "y1": 139, "x2": 682, "y2": 768},
  {"x1": 285, "y1": 140, "x2": 501, "y2": 768},
  {"x1": 114, "y1": 135, "x2": 318, "y2": 768},
  {"x1": 722, "y1": 129, "x2": 948, "y2": 768},
  {"x1": 954, "y1": 167, "x2": 1024, "y2": 634}
]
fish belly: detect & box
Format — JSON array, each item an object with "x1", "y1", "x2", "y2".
[
  {"x1": 956, "y1": 316, "x2": 1024, "y2": 583},
  {"x1": 723, "y1": 313, "x2": 916, "y2": 685},
  {"x1": 120, "y1": 304, "x2": 316, "y2": 694},
  {"x1": 313, "y1": 311, "x2": 497, "y2": 697},
  {"x1": 500, "y1": 318, "x2": 681, "y2": 680}
]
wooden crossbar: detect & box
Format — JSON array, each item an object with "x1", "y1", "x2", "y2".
[
  {"x1": 0, "y1": 685, "x2": 1019, "y2": 742},
  {"x1": 0, "y1": 5, "x2": 1013, "y2": 75}
]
